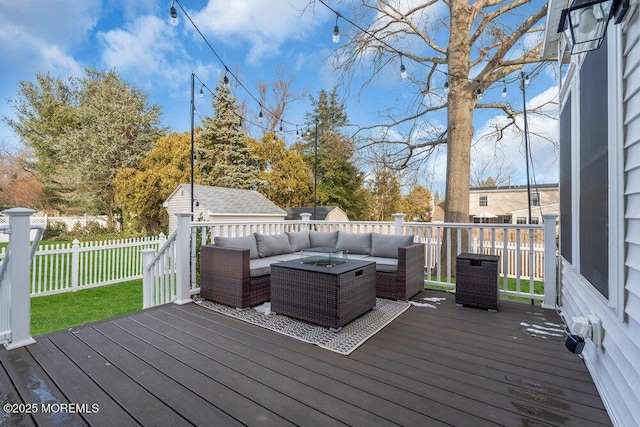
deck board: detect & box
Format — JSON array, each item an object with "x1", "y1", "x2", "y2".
[{"x1": 0, "y1": 289, "x2": 612, "y2": 426}]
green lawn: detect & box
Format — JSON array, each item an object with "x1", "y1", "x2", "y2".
[
  {"x1": 424, "y1": 275, "x2": 545, "y2": 303},
  {"x1": 30, "y1": 279, "x2": 143, "y2": 336}
]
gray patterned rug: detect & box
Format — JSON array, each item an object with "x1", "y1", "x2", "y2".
[{"x1": 196, "y1": 298, "x2": 411, "y2": 355}]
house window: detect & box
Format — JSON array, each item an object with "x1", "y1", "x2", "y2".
[
  {"x1": 531, "y1": 192, "x2": 540, "y2": 207},
  {"x1": 579, "y1": 38, "x2": 609, "y2": 299},
  {"x1": 560, "y1": 94, "x2": 572, "y2": 263},
  {"x1": 516, "y1": 217, "x2": 527, "y2": 224},
  {"x1": 479, "y1": 195, "x2": 488, "y2": 207},
  {"x1": 530, "y1": 217, "x2": 539, "y2": 224}
]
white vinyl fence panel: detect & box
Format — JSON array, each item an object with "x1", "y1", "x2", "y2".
[{"x1": 0, "y1": 235, "x2": 164, "y2": 297}]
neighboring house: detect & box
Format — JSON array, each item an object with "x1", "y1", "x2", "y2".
[
  {"x1": 469, "y1": 184, "x2": 559, "y2": 224},
  {"x1": 542, "y1": 2, "x2": 640, "y2": 425},
  {"x1": 431, "y1": 184, "x2": 559, "y2": 224},
  {"x1": 284, "y1": 206, "x2": 349, "y2": 221},
  {"x1": 163, "y1": 184, "x2": 286, "y2": 234}
]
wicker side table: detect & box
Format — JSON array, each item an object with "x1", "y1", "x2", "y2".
[{"x1": 455, "y1": 253, "x2": 500, "y2": 311}]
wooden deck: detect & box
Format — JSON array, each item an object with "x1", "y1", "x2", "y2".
[{"x1": 1, "y1": 290, "x2": 611, "y2": 426}]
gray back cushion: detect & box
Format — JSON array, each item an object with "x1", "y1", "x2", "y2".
[
  {"x1": 370, "y1": 233, "x2": 414, "y2": 258},
  {"x1": 309, "y1": 230, "x2": 339, "y2": 248},
  {"x1": 255, "y1": 233, "x2": 293, "y2": 258},
  {"x1": 214, "y1": 234, "x2": 259, "y2": 259},
  {"x1": 336, "y1": 232, "x2": 371, "y2": 255},
  {"x1": 286, "y1": 230, "x2": 311, "y2": 252}
]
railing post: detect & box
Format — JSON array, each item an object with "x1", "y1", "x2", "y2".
[
  {"x1": 141, "y1": 248, "x2": 156, "y2": 309},
  {"x1": 472, "y1": 237, "x2": 479, "y2": 254},
  {"x1": 393, "y1": 213, "x2": 405, "y2": 235},
  {"x1": 174, "y1": 212, "x2": 192, "y2": 305},
  {"x1": 4, "y1": 207, "x2": 36, "y2": 350},
  {"x1": 300, "y1": 213, "x2": 312, "y2": 231},
  {"x1": 542, "y1": 214, "x2": 559, "y2": 309},
  {"x1": 71, "y1": 239, "x2": 80, "y2": 291}
]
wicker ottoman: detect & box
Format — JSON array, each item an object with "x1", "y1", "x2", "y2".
[
  {"x1": 455, "y1": 253, "x2": 500, "y2": 311},
  {"x1": 270, "y1": 259, "x2": 376, "y2": 330}
]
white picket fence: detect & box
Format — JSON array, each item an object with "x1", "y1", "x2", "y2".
[
  {"x1": 0, "y1": 214, "x2": 111, "y2": 242},
  {"x1": 0, "y1": 235, "x2": 165, "y2": 297}
]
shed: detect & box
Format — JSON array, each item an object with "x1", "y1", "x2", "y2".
[
  {"x1": 284, "y1": 206, "x2": 348, "y2": 221},
  {"x1": 163, "y1": 184, "x2": 286, "y2": 234}
]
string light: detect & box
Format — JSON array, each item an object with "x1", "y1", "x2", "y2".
[
  {"x1": 502, "y1": 85, "x2": 507, "y2": 98},
  {"x1": 524, "y1": 74, "x2": 530, "y2": 85},
  {"x1": 199, "y1": 86, "x2": 204, "y2": 98},
  {"x1": 399, "y1": 53, "x2": 407, "y2": 79},
  {"x1": 223, "y1": 73, "x2": 229, "y2": 87},
  {"x1": 476, "y1": 88, "x2": 483, "y2": 99},
  {"x1": 444, "y1": 80, "x2": 449, "y2": 94},
  {"x1": 170, "y1": 1, "x2": 178, "y2": 26},
  {"x1": 333, "y1": 13, "x2": 340, "y2": 43},
  {"x1": 279, "y1": 119, "x2": 284, "y2": 134}
]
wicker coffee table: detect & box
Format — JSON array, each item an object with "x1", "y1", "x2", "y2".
[{"x1": 270, "y1": 259, "x2": 376, "y2": 330}]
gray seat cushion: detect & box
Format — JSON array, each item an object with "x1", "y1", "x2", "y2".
[
  {"x1": 336, "y1": 232, "x2": 371, "y2": 255},
  {"x1": 309, "y1": 230, "x2": 339, "y2": 248},
  {"x1": 215, "y1": 234, "x2": 259, "y2": 260},
  {"x1": 255, "y1": 233, "x2": 293, "y2": 258},
  {"x1": 370, "y1": 233, "x2": 414, "y2": 259},
  {"x1": 286, "y1": 230, "x2": 311, "y2": 252},
  {"x1": 249, "y1": 258, "x2": 278, "y2": 277},
  {"x1": 364, "y1": 256, "x2": 398, "y2": 273}
]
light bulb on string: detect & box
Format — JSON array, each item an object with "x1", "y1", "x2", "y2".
[
  {"x1": 502, "y1": 86, "x2": 507, "y2": 98},
  {"x1": 444, "y1": 80, "x2": 449, "y2": 94},
  {"x1": 333, "y1": 13, "x2": 340, "y2": 43},
  {"x1": 399, "y1": 53, "x2": 407, "y2": 79},
  {"x1": 199, "y1": 87, "x2": 204, "y2": 98},
  {"x1": 169, "y1": 2, "x2": 178, "y2": 26},
  {"x1": 476, "y1": 88, "x2": 483, "y2": 100}
]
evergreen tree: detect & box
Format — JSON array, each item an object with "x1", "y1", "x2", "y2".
[
  {"x1": 298, "y1": 89, "x2": 369, "y2": 220},
  {"x1": 197, "y1": 79, "x2": 259, "y2": 189}
]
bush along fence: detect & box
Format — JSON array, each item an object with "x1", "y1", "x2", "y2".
[{"x1": 0, "y1": 234, "x2": 165, "y2": 297}]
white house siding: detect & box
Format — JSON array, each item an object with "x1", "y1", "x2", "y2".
[
  {"x1": 559, "y1": 14, "x2": 640, "y2": 426},
  {"x1": 166, "y1": 189, "x2": 192, "y2": 234}
]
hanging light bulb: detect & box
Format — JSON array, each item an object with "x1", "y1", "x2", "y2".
[
  {"x1": 444, "y1": 80, "x2": 449, "y2": 94},
  {"x1": 223, "y1": 73, "x2": 229, "y2": 87},
  {"x1": 502, "y1": 86, "x2": 507, "y2": 98},
  {"x1": 333, "y1": 14, "x2": 340, "y2": 43},
  {"x1": 399, "y1": 53, "x2": 408, "y2": 79},
  {"x1": 199, "y1": 86, "x2": 204, "y2": 98},
  {"x1": 258, "y1": 107, "x2": 263, "y2": 124},
  {"x1": 525, "y1": 74, "x2": 530, "y2": 85},
  {"x1": 169, "y1": 2, "x2": 178, "y2": 26},
  {"x1": 476, "y1": 88, "x2": 483, "y2": 99},
  {"x1": 279, "y1": 119, "x2": 284, "y2": 134}
]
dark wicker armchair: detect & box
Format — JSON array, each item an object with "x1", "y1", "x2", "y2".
[
  {"x1": 375, "y1": 243, "x2": 426, "y2": 301},
  {"x1": 200, "y1": 245, "x2": 270, "y2": 308}
]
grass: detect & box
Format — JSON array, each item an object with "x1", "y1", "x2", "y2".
[
  {"x1": 30, "y1": 279, "x2": 143, "y2": 336},
  {"x1": 424, "y1": 274, "x2": 545, "y2": 303}
]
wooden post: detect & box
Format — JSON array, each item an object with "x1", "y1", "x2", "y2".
[
  {"x1": 141, "y1": 249, "x2": 156, "y2": 309},
  {"x1": 174, "y1": 212, "x2": 192, "y2": 305},
  {"x1": 393, "y1": 213, "x2": 405, "y2": 235},
  {"x1": 4, "y1": 207, "x2": 36, "y2": 350},
  {"x1": 542, "y1": 213, "x2": 559, "y2": 309}
]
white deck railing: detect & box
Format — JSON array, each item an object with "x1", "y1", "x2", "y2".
[
  {"x1": 1, "y1": 208, "x2": 43, "y2": 349},
  {"x1": 0, "y1": 235, "x2": 165, "y2": 297},
  {"x1": 142, "y1": 212, "x2": 558, "y2": 309}
]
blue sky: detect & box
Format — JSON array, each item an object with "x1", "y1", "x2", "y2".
[{"x1": 0, "y1": 0, "x2": 559, "y2": 194}]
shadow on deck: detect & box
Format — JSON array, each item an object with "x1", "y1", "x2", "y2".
[{"x1": 0, "y1": 290, "x2": 611, "y2": 426}]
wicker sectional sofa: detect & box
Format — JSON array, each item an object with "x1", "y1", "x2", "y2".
[{"x1": 200, "y1": 230, "x2": 425, "y2": 308}]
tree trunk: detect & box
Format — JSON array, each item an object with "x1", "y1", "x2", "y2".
[{"x1": 442, "y1": 0, "x2": 476, "y2": 276}]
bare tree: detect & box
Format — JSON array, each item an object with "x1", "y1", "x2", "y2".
[
  {"x1": 257, "y1": 67, "x2": 309, "y2": 132},
  {"x1": 320, "y1": 0, "x2": 550, "y2": 229}
]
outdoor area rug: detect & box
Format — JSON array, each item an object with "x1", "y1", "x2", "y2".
[{"x1": 195, "y1": 298, "x2": 411, "y2": 355}]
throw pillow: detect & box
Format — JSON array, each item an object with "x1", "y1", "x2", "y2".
[
  {"x1": 309, "y1": 230, "x2": 339, "y2": 248},
  {"x1": 214, "y1": 234, "x2": 259, "y2": 259},
  {"x1": 286, "y1": 230, "x2": 311, "y2": 252},
  {"x1": 335, "y1": 232, "x2": 372, "y2": 255},
  {"x1": 370, "y1": 233, "x2": 414, "y2": 258},
  {"x1": 255, "y1": 233, "x2": 293, "y2": 258}
]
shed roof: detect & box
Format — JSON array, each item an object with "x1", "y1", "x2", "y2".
[
  {"x1": 285, "y1": 206, "x2": 341, "y2": 221},
  {"x1": 165, "y1": 184, "x2": 286, "y2": 215}
]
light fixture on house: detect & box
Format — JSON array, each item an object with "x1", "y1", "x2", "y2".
[
  {"x1": 333, "y1": 13, "x2": 340, "y2": 43},
  {"x1": 557, "y1": 0, "x2": 628, "y2": 54}
]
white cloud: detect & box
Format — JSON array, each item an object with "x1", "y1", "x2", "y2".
[{"x1": 189, "y1": 0, "x2": 331, "y2": 64}]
